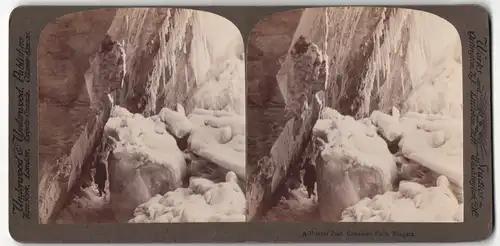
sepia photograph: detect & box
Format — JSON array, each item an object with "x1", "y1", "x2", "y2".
[
  {"x1": 246, "y1": 7, "x2": 463, "y2": 223},
  {"x1": 38, "y1": 8, "x2": 246, "y2": 224}
]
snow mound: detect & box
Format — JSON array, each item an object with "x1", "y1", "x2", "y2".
[
  {"x1": 340, "y1": 175, "x2": 463, "y2": 222},
  {"x1": 104, "y1": 108, "x2": 187, "y2": 221},
  {"x1": 313, "y1": 108, "x2": 397, "y2": 221},
  {"x1": 129, "y1": 171, "x2": 246, "y2": 223},
  {"x1": 316, "y1": 108, "x2": 398, "y2": 190}
]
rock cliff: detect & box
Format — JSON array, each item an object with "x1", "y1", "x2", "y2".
[{"x1": 246, "y1": 35, "x2": 327, "y2": 220}]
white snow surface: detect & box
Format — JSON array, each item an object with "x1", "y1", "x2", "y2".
[
  {"x1": 316, "y1": 108, "x2": 398, "y2": 191},
  {"x1": 158, "y1": 105, "x2": 194, "y2": 139},
  {"x1": 312, "y1": 108, "x2": 463, "y2": 222},
  {"x1": 60, "y1": 105, "x2": 246, "y2": 223},
  {"x1": 270, "y1": 107, "x2": 463, "y2": 222},
  {"x1": 129, "y1": 171, "x2": 246, "y2": 223},
  {"x1": 340, "y1": 176, "x2": 463, "y2": 222},
  {"x1": 396, "y1": 112, "x2": 463, "y2": 187},
  {"x1": 105, "y1": 107, "x2": 188, "y2": 221},
  {"x1": 109, "y1": 104, "x2": 246, "y2": 187},
  {"x1": 187, "y1": 109, "x2": 246, "y2": 179}
]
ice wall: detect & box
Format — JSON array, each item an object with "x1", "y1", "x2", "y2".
[
  {"x1": 278, "y1": 7, "x2": 462, "y2": 119},
  {"x1": 108, "y1": 9, "x2": 244, "y2": 116}
]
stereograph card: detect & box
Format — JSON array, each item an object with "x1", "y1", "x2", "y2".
[{"x1": 8, "y1": 5, "x2": 493, "y2": 243}]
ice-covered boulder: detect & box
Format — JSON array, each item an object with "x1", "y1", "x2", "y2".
[
  {"x1": 397, "y1": 112, "x2": 463, "y2": 189},
  {"x1": 314, "y1": 108, "x2": 398, "y2": 221},
  {"x1": 340, "y1": 175, "x2": 463, "y2": 222},
  {"x1": 158, "y1": 105, "x2": 194, "y2": 139},
  {"x1": 187, "y1": 109, "x2": 245, "y2": 179},
  {"x1": 105, "y1": 107, "x2": 187, "y2": 222},
  {"x1": 370, "y1": 110, "x2": 403, "y2": 142},
  {"x1": 129, "y1": 171, "x2": 246, "y2": 223},
  {"x1": 366, "y1": 110, "x2": 463, "y2": 201}
]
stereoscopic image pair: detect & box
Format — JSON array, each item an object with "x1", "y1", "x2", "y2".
[{"x1": 38, "y1": 7, "x2": 463, "y2": 224}]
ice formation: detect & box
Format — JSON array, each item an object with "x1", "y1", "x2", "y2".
[
  {"x1": 58, "y1": 104, "x2": 246, "y2": 223},
  {"x1": 340, "y1": 176, "x2": 463, "y2": 222},
  {"x1": 129, "y1": 171, "x2": 246, "y2": 223},
  {"x1": 263, "y1": 107, "x2": 463, "y2": 223},
  {"x1": 311, "y1": 108, "x2": 462, "y2": 222}
]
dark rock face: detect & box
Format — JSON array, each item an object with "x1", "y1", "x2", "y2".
[
  {"x1": 303, "y1": 162, "x2": 317, "y2": 198},
  {"x1": 266, "y1": 7, "x2": 412, "y2": 119},
  {"x1": 39, "y1": 96, "x2": 113, "y2": 224},
  {"x1": 38, "y1": 8, "x2": 117, "y2": 171},
  {"x1": 247, "y1": 9, "x2": 304, "y2": 107},
  {"x1": 86, "y1": 34, "x2": 126, "y2": 110},
  {"x1": 246, "y1": 34, "x2": 327, "y2": 220},
  {"x1": 37, "y1": 8, "x2": 118, "y2": 223},
  {"x1": 107, "y1": 8, "x2": 171, "y2": 115}
]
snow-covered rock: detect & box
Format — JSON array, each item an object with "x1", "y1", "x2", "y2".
[
  {"x1": 397, "y1": 112, "x2": 463, "y2": 188},
  {"x1": 312, "y1": 108, "x2": 464, "y2": 222},
  {"x1": 369, "y1": 110, "x2": 463, "y2": 193},
  {"x1": 370, "y1": 110, "x2": 403, "y2": 142},
  {"x1": 129, "y1": 171, "x2": 246, "y2": 223},
  {"x1": 158, "y1": 106, "x2": 194, "y2": 139},
  {"x1": 105, "y1": 107, "x2": 187, "y2": 222},
  {"x1": 314, "y1": 108, "x2": 398, "y2": 221},
  {"x1": 340, "y1": 176, "x2": 463, "y2": 222},
  {"x1": 187, "y1": 109, "x2": 246, "y2": 179}
]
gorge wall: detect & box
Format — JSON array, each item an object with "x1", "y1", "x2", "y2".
[{"x1": 38, "y1": 8, "x2": 244, "y2": 223}]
